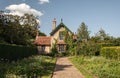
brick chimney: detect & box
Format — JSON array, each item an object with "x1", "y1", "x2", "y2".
[{"x1": 52, "y1": 18, "x2": 56, "y2": 31}]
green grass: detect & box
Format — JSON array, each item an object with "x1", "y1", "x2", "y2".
[
  {"x1": 70, "y1": 56, "x2": 94, "y2": 78},
  {"x1": 0, "y1": 55, "x2": 56, "y2": 78},
  {"x1": 70, "y1": 56, "x2": 120, "y2": 78}
]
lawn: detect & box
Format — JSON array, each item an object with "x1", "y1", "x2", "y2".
[
  {"x1": 0, "y1": 55, "x2": 56, "y2": 78},
  {"x1": 70, "y1": 56, "x2": 120, "y2": 78}
]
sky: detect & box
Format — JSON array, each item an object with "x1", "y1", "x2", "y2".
[{"x1": 0, "y1": 0, "x2": 120, "y2": 37}]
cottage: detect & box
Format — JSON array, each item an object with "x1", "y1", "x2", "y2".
[{"x1": 35, "y1": 18, "x2": 75, "y2": 54}]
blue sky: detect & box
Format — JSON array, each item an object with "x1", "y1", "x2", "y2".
[{"x1": 0, "y1": 0, "x2": 120, "y2": 37}]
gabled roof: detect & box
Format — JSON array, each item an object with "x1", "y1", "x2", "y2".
[
  {"x1": 35, "y1": 36, "x2": 51, "y2": 46},
  {"x1": 50, "y1": 22, "x2": 72, "y2": 36}
]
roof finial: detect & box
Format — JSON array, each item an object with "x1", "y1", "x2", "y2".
[
  {"x1": 53, "y1": 18, "x2": 56, "y2": 21},
  {"x1": 61, "y1": 18, "x2": 63, "y2": 22}
]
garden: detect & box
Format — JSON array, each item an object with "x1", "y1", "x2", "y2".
[
  {"x1": 64, "y1": 22, "x2": 120, "y2": 78},
  {"x1": 0, "y1": 13, "x2": 57, "y2": 78},
  {"x1": 70, "y1": 56, "x2": 120, "y2": 78},
  {"x1": 69, "y1": 46, "x2": 120, "y2": 78},
  {"x1": 0, "y1": 55, "x2": 56, "y2": 78},
  {"x1": 0, "y1": 44, "x2": 56, "y2": 78},
  {"x1": 1, "y1": 11, "x2": 120, "y2": 78}
]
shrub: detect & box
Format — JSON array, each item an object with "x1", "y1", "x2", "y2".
[
  {"x1": 101, "y1": 47, "x2": 120, "y2": 60},
  {"x1": 0, "y1": 43, "x2": 37, "y2": 61},
  {"x1": 57, "y1": 52, "x2": 68, "y2": 57},
  {"x1": 100, "y1": 43, "x2": 114, "y2": 47},
  {"x1": 50, "y1": 39, "x2": 58, "y2": 57},
  {"x1": 77, "y1": 42, "x2": 101, "y2": 56},
  {"x1": 50, "y1": 46, "x2": 58, "y2": 57}
]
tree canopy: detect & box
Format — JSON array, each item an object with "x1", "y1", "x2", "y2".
[
  {"x1": 0, "y1": 12, "x2": 45, "y2": 46},
  {"x1": 77, "y1": 22, "x2": 90, "y2": 42}
]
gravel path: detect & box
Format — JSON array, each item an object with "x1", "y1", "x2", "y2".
[{"x1": 52, "y1": 57, "x2": 85, "y2": 78}]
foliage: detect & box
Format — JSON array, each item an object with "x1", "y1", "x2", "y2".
[
  {"x1": 0, "y1": 43, "x2": 37, "y2": 61},
  {"x1": 111, "y1": 37, "x2": 120, "y2": 46},
  {"x1": 50, "y1": 39, "x2": 58, "y2": 57},
  {"x1": 70, "y1": 56, "x2": 120, "y2": 78},
  {"x1": 39, "y1": 31, "x2": 46, "y2": 36},
  {"x1": 76, "y1": 41, "x2": 100, "y2": 56},
  {"x1": 77, "y1": 22, "x2": 90, "y2": 42},
  {"x1": 100, "y1": 43, "x2": 114, "y2": 47},
  {"x1": 0, "y1": 55, "x2": 56, "y2": 78},
  {"x1": 0, "y1": 12, "x2": 46, "y2": 46},
  {"x1": 57, "y1": 52, "x2": 68, "y2": 57},
  {"x1": 64, "y1": 29, "x2": 76, "y2": 56},
  {"x1": 96, "y1": 28, "x2": 108, "y2": 41},
  {"x1": 101, "y1": 46, "x2": 120, "y2": 60},
  {"x1": 91, "y1": 28, "x2": 116, "y2": 44}
]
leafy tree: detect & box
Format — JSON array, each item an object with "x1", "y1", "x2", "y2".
[
  {"x1": 64, "y1": 30, "x2": 77, "y2": 56},
  {"x1": 39, "y1": 31, "x2": 46, "y2": 36},
  {"x1": 77, "y1": 22, "x2": 90, "y2": 42},
  {"x1": 90, "y1": 36, "x2": 101, "y2": 43},
  {"x1": 20, "y1": 14, "x2": 39, "y2": 38},
  {"x1": 0, "y1": 12, "x2": 41, "y2": 46},
  {"x1": 95, "y1": 28, "x2": 109, "y2": 41},
  {"x1": 91, "y1": 28, "x2": 115, "y2": 46},
  {"x1": 111, "y1": 37, "x2": 120, "y2": 46}
]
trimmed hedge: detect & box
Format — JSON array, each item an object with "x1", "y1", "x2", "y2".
[
  {"x1": 100, "y1": 43, "x2": 114, "y2": 47},
  {"x1": 101, "y1": 47, "x2": 120, "y2": 60},
  {"x1": 0, "y1": 44, "x2": 37, "y2": 61}
]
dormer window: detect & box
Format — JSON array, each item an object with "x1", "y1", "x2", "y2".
[{"x1": 59, "y1": 31, "x2": 64, "y2": 40}]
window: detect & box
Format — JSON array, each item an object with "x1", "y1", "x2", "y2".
[
  {"x1": 59, "y1": 32, "x2": 64, "y2": 40},
  {"x1": 59, "y1": 45, "x2": 64, "y2": 52},
  {"x1": 41, "y1": 46, "x2": 45, "y2": 51}
]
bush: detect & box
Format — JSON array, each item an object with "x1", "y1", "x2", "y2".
[
  {"x1": 50, "y1": 46, "x2": 58, "y2": 57},
  {"x1": 77, "y1": 42, "x2": 101, "y2": 56},
  {"x1": 0, "y1": 43, "x2": 37, "y2": 61},
  {"x1": 50, "y1": 39, "x2": 58, "y2": 57},
  {"x1": 101, "y1": 46, "x2": 120, "y2": 60},
  {"x1": 100, "y1": 43, "x2": 114, "y2": 47}
]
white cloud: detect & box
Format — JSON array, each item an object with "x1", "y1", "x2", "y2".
[
  {"x1": 5, "y1": 3, "x2": 43, "y2": 17},
  {"x1": 39, "y1": 0, "x2": 49, "y2": 4}
]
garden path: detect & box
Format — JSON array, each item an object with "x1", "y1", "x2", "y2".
[{"x1": 52, "y1": 57, "x2": 85, "y2": 78}]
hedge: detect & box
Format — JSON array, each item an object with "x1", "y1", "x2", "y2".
[
  {"x1": 0, "y1": 44, "x2": 38, "y2": 61},
  {"x1": 100, "y1": 43, "x2": 114, "y2": 47},
  {"x1": 101, "y1": 46, "x2": 120, "y2": 60}
]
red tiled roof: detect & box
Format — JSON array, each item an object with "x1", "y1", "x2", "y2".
[
  {"x1": 57, "y1": 40, "x2": 66, "y2": 45},
  {"x1": 35, "y1": 36, "x2": 51, "y2": 45}
]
